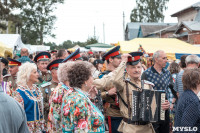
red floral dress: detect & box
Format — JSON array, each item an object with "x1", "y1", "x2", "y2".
[
  {"x1": 47, "y1": 84, "x2": 73, "y2": 133},
  {"x1": 61, "y1": 88, "x2": 105, "y2": 132}
]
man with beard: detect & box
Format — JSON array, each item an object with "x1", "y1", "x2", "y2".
[{"x1": 34, "y1": 51, "x2": 52, "y2": 85}]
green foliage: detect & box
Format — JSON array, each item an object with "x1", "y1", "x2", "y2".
[
  {"x1": 44, "y1": 42, "x2": 57, "y2": 50},
  {"x1": 45, "y1": 37, "x2": 99, "y2": 50},
  {"x1": 18, "y1": 0, "x2": 64, "y2": 45},
  {"x1": 130, "y1": 0, "x2": 169, "y2": 22},
  {"x1": 86, "y1": 37, "x2": 98, "y2": 45},
  {"x1": 0, "y1": 0, "x2": 21, "y2": 32}
]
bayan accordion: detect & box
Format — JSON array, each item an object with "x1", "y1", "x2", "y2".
[{"x1": 132, "y1": 89, "x2": 165, "y2": 122}]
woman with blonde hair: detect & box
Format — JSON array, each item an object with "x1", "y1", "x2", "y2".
[{"x1": 14, "y1": 62, "x2": 44, "y2": 132}]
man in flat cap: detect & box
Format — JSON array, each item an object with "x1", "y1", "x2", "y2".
[
  {"x1": 94, "y1": 52, "x2": 170, "y2": 133},
  {"x1": 34, "y1": 51, "x2": 52, "y2": 85},
  {"x1": 98, "y1": 46, "x2": 122, "y2": 133},
  {"x1": 3, "y1": 58, "x2": 21, "y2": 96}
]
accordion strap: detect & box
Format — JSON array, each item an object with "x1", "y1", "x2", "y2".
[
  {"x1": 125, "y1": 80, "x2": 131, "y2": 124},
  {"x1": 126, "y1": 80, "x2": 142, "y2": 91},
  {"x1": 117, "y1": 91, "x2": 128, "y2": 108}
]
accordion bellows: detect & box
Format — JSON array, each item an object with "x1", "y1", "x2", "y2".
[{"x1": 132, "y1": 89, "x2": 165, "y2": 122}]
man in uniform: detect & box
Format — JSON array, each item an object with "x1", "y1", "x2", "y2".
[
  {"x1": 0, "y1": 57, "x2": 8, "y2": 76},
  {"x1": 62, "y1": 48, "x2": 82, "y2": 62},
  {"x1": 34, "y1": 51, "x2": 52, "y2": 85},
  {"x1": 40, "y1": 59, "x2": 63, "y2": 123},
  {"x1": 94, "y1": 52, "x2": 170, "y2": 133},
  {"x1": 3, "y1": 58, "x2": 21, "y2": 96},
  {"x1": 98, "y1": 46, "x2": 122, "y2": 133}
]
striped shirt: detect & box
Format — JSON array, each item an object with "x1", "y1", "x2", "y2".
[{"x1": 174, "y1": 70, "x2": 184, "y2": 97}]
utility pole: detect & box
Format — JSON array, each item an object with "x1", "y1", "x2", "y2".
[
  {"x1": 123, "y1": 11, "x2": 125, "y2": 40},
  {"x1": 103, "y1": 23, "x2": 105, "y2": 43},
  {"x1": 94, "y1": 26, "x2": 96, "y2": 39}
]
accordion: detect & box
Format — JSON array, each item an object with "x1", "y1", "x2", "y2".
[{"x1": 132, "y1": 89, "x2": 165, "y2": 122}]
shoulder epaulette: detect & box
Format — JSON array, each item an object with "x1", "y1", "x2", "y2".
[
  {"x1": 144, "y1": 80, "x2": 155, "y2": 86},
  {"x1": 41, "y1": 82, "x2": 52, "y2": 88},
  {"x1": 3, "y1": 74, "x2": 11, "y2": 79},
  {"x1": 99, "y1": 70, "x2": 111, "y2": 77}
]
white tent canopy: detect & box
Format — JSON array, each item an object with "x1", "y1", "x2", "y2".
[
  {"x1": 26, "y1": 45, "x2": 50, "y2": 53},
  {"x1": 90, "y1": 47, "x2": 110, "y2": 52},
  {"x1": 0, "y1": 34, "x2": 28, "y2": 51}
]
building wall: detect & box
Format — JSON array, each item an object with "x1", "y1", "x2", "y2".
[
  {"x1": 161, "y1": 32, "x2": 174, "y2": 38},
  {"x1": 177, "y1": 10, "x2": 198, "y2": 24},
  {"x1": 188, "y1": 32, "x2": 200, "y2": 44},
  {"x1": 177, "y1": 36, "x2": 188, "y2": 42}
]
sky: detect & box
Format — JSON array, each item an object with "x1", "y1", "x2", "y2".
[{"x1": 45, "y1": 0, "x2": 200, "y2": 45}]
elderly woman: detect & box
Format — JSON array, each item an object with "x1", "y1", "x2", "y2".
[
  {"x1": 14, "y1": 62, "x2": 44, "y2": 132},
  {"x1": 61, "y1": 61, "x2": 105, "y2": 132},
  {"x1": 47, "y1": 61, "x2": 74, "y2": 133},
  {"x1": 174, "y1": 68, "x2": 200, "y2": 132}
]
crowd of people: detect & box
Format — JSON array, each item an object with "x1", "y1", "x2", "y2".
[{"x1": 0, "y1": 46, "x2": 199, "y2": 133}]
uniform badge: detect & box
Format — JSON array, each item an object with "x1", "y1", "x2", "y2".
[{"x1": 45, "y1": 88, "x2": 49, "y2": 94}]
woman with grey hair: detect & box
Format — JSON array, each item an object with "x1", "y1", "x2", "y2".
[
  {"x1": 14, "y1": 62, "x2": 44, "y2": 133},
  {"x1": 47, "y1": 61, "x2": 75, "y2": 133}
]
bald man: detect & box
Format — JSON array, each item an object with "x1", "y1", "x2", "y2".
[{"x1": 18, "y1": 48, "x2": 33, "y2": 63}]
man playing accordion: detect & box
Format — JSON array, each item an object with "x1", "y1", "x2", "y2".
[{"x1": 93, "y1": 52, "x2": 169, "y2": 133}]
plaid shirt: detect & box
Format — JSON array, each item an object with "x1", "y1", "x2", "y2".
[{"x1": 142, "y1": 66, "x2": 171, "y2": 91}]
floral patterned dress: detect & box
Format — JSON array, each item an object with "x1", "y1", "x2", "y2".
[
  {"x1": 61, "y1": 88, "x2": 105, "y2": 133},
  {"x1": 1, "y1": 81, "x2": 17, "y2": 97},
  {"x1": 14, "y1": 85, "x2": 44, "y2": 133},
  {"x1": 47, "y1": 84, "x2": 73, "y2": 133}
]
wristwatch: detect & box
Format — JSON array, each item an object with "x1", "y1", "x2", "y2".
[{"x1": 106, "y1": 91, "x2": 109, "y2": 96}]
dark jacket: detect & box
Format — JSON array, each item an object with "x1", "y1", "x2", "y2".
[{"x1": 174, "y1": 89, "x2": 200, "y2": 132}]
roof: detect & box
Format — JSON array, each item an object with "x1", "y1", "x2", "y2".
[
  {"x1": 171, "y1": 2, "x2": 200, "y2": 17},
  {"x1": 139, "y1": 25, "x2": 174, "y2": 37},
  {"x1": 150, "y1": 24, "x2": 178, "y2": 35},
  {"x1": 85, "y1": 43, "x2": 113, "y2": 49},
  {"x1": 118, "y1": 38, "x2": 200, "y2": 59},
  {"x1": 175, "y1": 21, "x2": 200, "y2": 33},
  {"x1": 0, "y1": 34, "x2": 27, "y2": 50},
  {"x1": 126, "y1": 22, "x2": 176, "y2": 39}
]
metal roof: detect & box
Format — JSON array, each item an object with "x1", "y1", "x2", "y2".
[{"x1": 171, "y1": 2, "x2": 200, "y2": 17}]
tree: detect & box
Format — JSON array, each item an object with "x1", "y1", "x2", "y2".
[
  {"x1": 62, "y1": 40, "x2": 74, "y2": 49},
  {"x1": 44, "y1": 42, "x2": 57, "y2": 50},
  {"x1": 86, "y1": 37, "x2": 98, "y2": 45},
  {"x1": 0, "y1": 0, "x2": 22, "y2": 32},
  {"x1": 130, "y1": 0, "x2": 169, "y2": 22},
  {"x1": 18, "y1": 0, "x2": 64, "y2": 45}
]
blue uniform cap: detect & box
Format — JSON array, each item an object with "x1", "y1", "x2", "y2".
[
  {"x1": 127, "y1": 52, "x2": 143, "y2": 65},
  {"x1": 102, "y1": 46, "x2": 121, "y2": 61},
  {"x1": 62, "y1": 48, "x2": 82, "y2": 62},
  {"x1": 34, "y1": 51, "x2": 51, "y2": 62}
]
